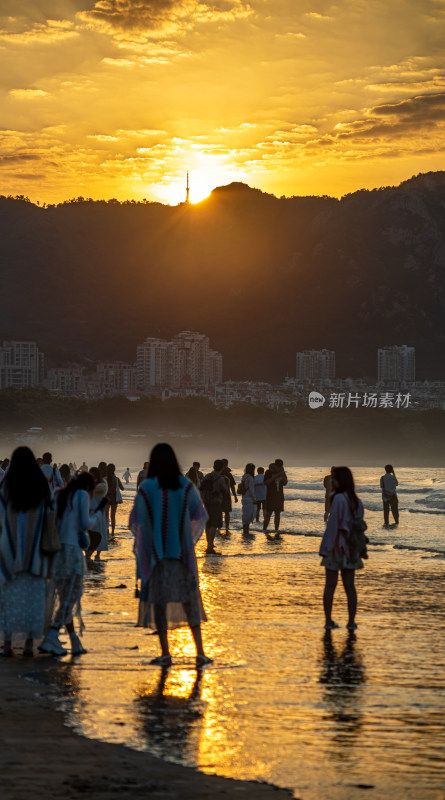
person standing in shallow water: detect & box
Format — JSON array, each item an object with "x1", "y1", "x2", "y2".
[
  {"x1": 130, "y1": 443, "x2": 212, "y2": 668},
  {"x1": 200, "y1": 460, "x2": 230, "y2": 554},
  {"x1": 263, "y1": 459, "x2": 287, "y2": 534},
  {"x1": 240, "y1": 463, "x2": 256, "y2": 536},
  {"x1": 254, "y1": 466, "x2": 267, "y2": 523},
  {"x1": 380, "y1": 464, "x2": 399, "y2": 527},
  {"x1": 319, "y1": 466, "x2": 365, "y2": 631},
  {"x1": 221, "y1": 458, "x2": 238, "y2": 532}
]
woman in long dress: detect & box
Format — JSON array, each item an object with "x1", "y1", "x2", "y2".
[
  {"x1": 39, "y1": 472, "x2": 107, "y2": 656},
  {"x1": 0, "y1": 447, "x2": 51, "y2": 657},
  {"x1": 319, "y1": 466, "x2": 365, "y2": 631},
  {"x1": 130, "y1": 443, "x2": 212, "y2": 668}
]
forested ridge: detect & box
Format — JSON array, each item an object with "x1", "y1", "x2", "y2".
[{"x1": 1, "y1": 171, "x2": 445, "y2": 381}]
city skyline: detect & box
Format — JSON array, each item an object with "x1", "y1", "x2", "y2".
[{"x1": 0, "y1": 336, "x2": 422, "y2": 398}]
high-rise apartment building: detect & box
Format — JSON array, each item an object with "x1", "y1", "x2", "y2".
[
  {"x1": 137, "y1": 331, "x2": 223, "y2": 391},
  {"x1": 378, "y1": 345, "x2": 415, "y2": 384},
  {"x1": 45, "y1": 367, "x2": 84, "y2": 396},
  {"x1": 0, "y1": 341, "x2": 44, "y2": 389},
  {"x1": 96, "y1": 362, "x2": 137, "y2": 395},
  {"x1": 295, "y1": 349, "x2": 336, "y2": 382}
]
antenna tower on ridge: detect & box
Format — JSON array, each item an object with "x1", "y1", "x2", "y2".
[{"x1": 186, "y1": 171, "x2": 190, "y2": 204}]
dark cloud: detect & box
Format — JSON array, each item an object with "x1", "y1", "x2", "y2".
[
  {"x1": 81, "y1": 0, "x2": 250, "y2": 30},
  {"x1": 83, "y1": 0, "x2": 175, "y2": 29},
  {"x1": 13, "y1": 173, "x2": 46, "y2": 179},
  {"x1": 372, "y1": 92, "x2": 445, "y2": 120},
  {"x1": 333, "y1": 92, "x2": 445, "y2": 143},
  {"x1": 0, "y1": 1, "x2": 96, "y2": 23},
  {"x1": 0, "y1": 154, "x2": 41, "y2": 162}
]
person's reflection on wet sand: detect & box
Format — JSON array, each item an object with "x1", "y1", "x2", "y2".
[
  {"x1": 136, "y1": 668, "x2": 204, "y2": 763},
  {"x1": 319, "y1": 631, "x2": 366, "y2": 754}
]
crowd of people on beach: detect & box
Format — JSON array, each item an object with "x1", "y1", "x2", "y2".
[{"x1": 0, "y1": 445, "x2": 399, "y2": 663}]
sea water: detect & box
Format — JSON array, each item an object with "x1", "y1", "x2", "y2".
[{"x1": 41, "y1": 467, "x2": 445, "y2": 800}]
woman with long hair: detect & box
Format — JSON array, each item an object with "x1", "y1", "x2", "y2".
[
  {"x1": 0, "y1": 447, "x2": 51, "y2": 656},
  {"x1": 106, "y1": 463, "x2": 123, "y2": 538},
  {"x1": 319, "y1": 466, "x2": 365, "y2": 631},
  {"x1": 39, "y1": 472, "x2": 107, "y2": 656},
  {"x1": 130, "y1": 443, "x2": 211, "y2": 668},
  {"x1": 59, "y1": 463, "x2": 71, "y2": 487}
]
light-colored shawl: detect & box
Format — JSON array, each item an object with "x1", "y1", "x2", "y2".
[
  {"x1": 129, "y1": 475, "x2": 207, "y2": 592},
  {"x1": 319, "y1": 492, "x2": 364, "y2": 559},
  {"x1": 0, "y1": 492, "x2": 48, "y2": 585}
]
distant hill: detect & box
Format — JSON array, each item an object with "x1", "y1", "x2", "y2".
[{"x1": 1, "y1": 171, "x2": 445, "y2": 381}]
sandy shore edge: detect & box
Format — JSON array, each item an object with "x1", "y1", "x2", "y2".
[{"x1": 0, "y1": 658, "x2": 293, "y2": 799}]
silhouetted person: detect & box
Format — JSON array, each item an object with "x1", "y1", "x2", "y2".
[
  {"x1": 106, "y1": 463, "x2": 123, "y2": 537},
  {"x1": 254, "y1": 466, "x2": 266, "y2": 522},
  {"x1": 221, "y1": 458, "x2": 237, "y2": 532},
  {"x1": 263, "y1": 459, "x2": 287, "y2": 534},
  {"x1": 137, "y1": 461, "x2": 149, "y2": 490},
  {"x1": 59, "y1": 463, "x2": 71, "y2": 486},
  {"x1": 323, "y1": 467, "x2": 335, "y2": 522},
  {"x1": 200, "y1": 459, "x2": 230, "y2": 554},
  {"x1": 380, "y1": 464, "x2": 399, "y2": 527},
  {"x1": 240, "y1": 462, "x2": 256, "y2": 535},
  {"x1": 186, "y1": 462, "x2": 204, "y2": 488}
]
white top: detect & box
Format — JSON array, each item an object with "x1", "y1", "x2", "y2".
[
  {"x1": 253, "y1": 474, "x2": 267, "y2": 501},
  {"x1": 241, "y1": 473, "x2": 256, "y2": 502},
  {"x1": 41, "y1": 463, "x2": 64, "y2": 492},
  {"x1": 57, "y1": 489, "x2": 103, "y2": 546},
  {"x1": 380, "y1": 473, "x2": 398, "y2": 497}
]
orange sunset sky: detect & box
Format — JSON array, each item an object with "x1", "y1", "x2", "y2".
[{"x1": 1, "y1": 0, "x2": 445, "y2": 204}]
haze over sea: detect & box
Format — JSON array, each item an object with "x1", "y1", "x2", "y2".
[{"x1": 33, "y1": 465, "x2": 445, "y2": 800}]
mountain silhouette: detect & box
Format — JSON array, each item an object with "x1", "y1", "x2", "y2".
[{"x1": 1, "y1": 171, "x2": 445, "y2": 381}]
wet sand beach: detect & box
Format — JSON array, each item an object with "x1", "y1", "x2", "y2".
[
  {"x1": 1, "y1": 466, "x2": 445, "y2": 800},
  {"x1": 0, "y1": 658, "x2": 291, "y2": 800}
]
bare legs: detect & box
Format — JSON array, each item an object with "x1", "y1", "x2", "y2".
[
  {"x1": 205, "y1": 526, "x2": 216, "y2": 553},
  {"x1": 263, "y1": 510, "x2": 281, "y2": 532},
  {"x1": 155, "y1": 604, "x2": 205, "y2": 658},
  {"x1": 323, "y1": 568, "x2": 357, "y2": 627},
  {"x1": 341, "y1": 569, "x2": 357, "y2": 627},
  {"x1": 323, "y1": 569, "x2": 338, "y2": 626},
  {"x1": 109, "y1": 504, "x2": 117, "y2": 537}
]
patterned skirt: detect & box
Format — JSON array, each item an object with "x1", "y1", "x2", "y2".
[
  {"x1": 321, "y1": 549, "x2": 364, "y2": 571},
  {"x1": 137, "y1": 559, "x2": 207, "y2": 630},
  {"x1": 49, "y1": 543, "x2": 85, "y2": 630},
  {"x1": 0, "y1": 573, "x2": 47, "y2": 639}
]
